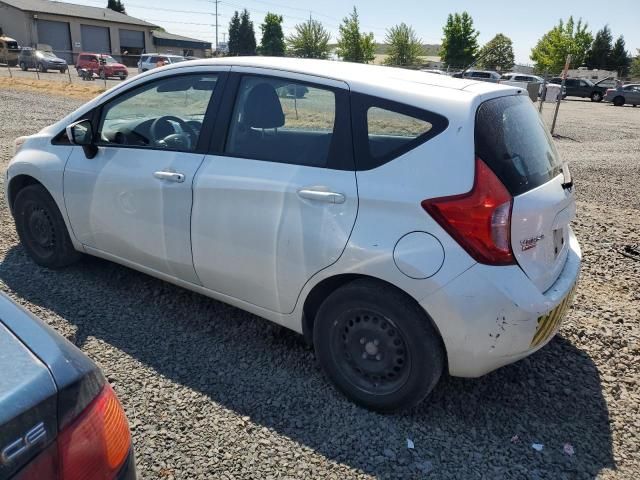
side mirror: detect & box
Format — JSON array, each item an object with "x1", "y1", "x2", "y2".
[{"x1": 66, "y1": 119, "x2": 98, "y2": 159}]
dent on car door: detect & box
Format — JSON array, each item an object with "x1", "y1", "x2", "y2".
[
  {"x1": 63, "y1": 70, "x2": 228, "y2": 282},
  {"x1": 191, "y1": 72, "x2": 358, "y2": 314}
]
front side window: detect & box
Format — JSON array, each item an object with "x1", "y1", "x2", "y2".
[
  {"x1": 98, "y1": 74, "x2": 218, "y2": 152},
  {"x1": 225, "y1": 75, "x2": 337, "y2": 168}
]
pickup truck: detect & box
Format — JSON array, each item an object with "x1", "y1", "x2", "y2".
[
  {"x1": 550, "y1": 77, "x2": 608, "y2": 102},
  {"x1": 0, "y1": 292, "x2": 136, "y2": 479}
]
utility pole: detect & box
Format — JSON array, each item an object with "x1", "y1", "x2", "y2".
[{"x1": 213, "y1": 0, "x2": 220, "y2": 52}]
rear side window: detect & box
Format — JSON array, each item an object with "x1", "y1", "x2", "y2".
[
  {"x1": 224, "y1": 75, "x2": 352, "y2": 169},
  {"x1": 367, "y1": 107, "x2": 433, "y2": 160},
  {"x1": 352, "y1": 93, "x2": 448, "y2": 170},
  {"x1": 475, "y1": 95, "x2": 563, "y2": 196}
]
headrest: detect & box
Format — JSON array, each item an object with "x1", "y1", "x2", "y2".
[{"x1": 243, "y1": 83, "x2": 285, "y2": 129}]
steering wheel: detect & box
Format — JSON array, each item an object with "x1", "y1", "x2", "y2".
[{"x1": 150, "y1": 115, "x2": 198, "y2": 150}]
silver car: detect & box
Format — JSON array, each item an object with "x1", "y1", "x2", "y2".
[
  {"x1": 604, "y1": 84, "x2": 640, "y2": 107},
  {"x1": 137, "y1": 53, "x2": 186, "y2": 73}
]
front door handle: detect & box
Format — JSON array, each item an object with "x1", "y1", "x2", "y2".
[
  {"x1": 297, "y1": 188, "x2": 345, "y2": 204},
  {"x1": 153, "y1": 171, "x2": 185, "y2": 183}
]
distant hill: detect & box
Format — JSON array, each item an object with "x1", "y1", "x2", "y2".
[
  {"x1": 375, "y1": 43, "x2": 440, "y2": 56},
  {"x1": 328, "y1": 43, "x2": 441, "y2": 57}
]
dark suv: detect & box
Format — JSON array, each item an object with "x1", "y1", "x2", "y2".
[
  {"x1": 18, "y1": 48, "x2": 68, "y2": 73},
  {"x1": 550, "y1": 77, "x2": 607, "y2": 102}
]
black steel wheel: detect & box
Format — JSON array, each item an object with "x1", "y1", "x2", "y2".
[
  {"x1": 314, "y1": 279, "x2": 444, "y2": 412},
  {"x1": 613, "y1": 96, "x2": 625, "y2": 107},
  {"x1": 13, "y1": 184, "x2": 82, "y2": 268},
  {"x1": 591, "y1": 91, "x2": 603, "y2": 102}
]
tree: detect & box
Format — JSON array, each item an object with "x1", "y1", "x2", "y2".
[
  {"x1": 439, "y1": 12, "x2": 479, "y2": 68},
  {"x1": 259, "y1": 13, "x2": 285, "y2": 56},
  {"x1": 383, "y1": 23, "x2": 423, "y2": 67},
  {"x1": 610, "y1": 36, "x2": 630, "y2": 77},
  {"x1": 530, "y1": 17, "x2": 592, "y2": 73},
  {"x1": 286, "y1": 19, "x2": 331, "y2": 59},
  {"x1": 239, "y1": 9, "x2": 256, "y2": 55},
  {"x1": 477, "y1": 33, "x2": 514, "y2": 72},
  {"x1": 107, "y1": 0, "x2": 125, "y2": 14},
  {"x1": 631, "y1": 50, "x2": 640, "y2": 78},
  {"x1": 585, "y1": 25, "x2": 612, "y2": 69},
  {"x1": 228, "y1": 11, "x2": 241, "y2": 56},
  {"x1": 336, "y1": 7, "x2": 375, "y2": 63}
]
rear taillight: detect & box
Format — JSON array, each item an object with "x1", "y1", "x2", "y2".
[
  {"x1": 58, "y1": 384, "x2": 131, "y2": 480},
  {"x1": 422, "y1": 157, "x2": 515, "y2": 265}
]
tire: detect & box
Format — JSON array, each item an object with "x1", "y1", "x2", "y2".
[
  {"x1": 313, "y1": 279, "x2": 444, "y2": 412},
  {"x1": 19, "y1": 61, "x2": 27, "y2": 71},
  {"x1": 13, "y1": 185, "x2": 82, "y2": 269},
  {"x1": 37, "y1": 63, "x2": 47, "y2": 73},
  {"x1": 613, "y1": 96, "x2": 625, "y2": 107},
  {"x1": 119, "y1": 73, "x2": 126, "y2": 80},
  {"x1": 60, "y1": 68, "x2": 67, "y2": 74},
  {"x1": 591, "y1": 91, "x2": 603, "y2": 102}
]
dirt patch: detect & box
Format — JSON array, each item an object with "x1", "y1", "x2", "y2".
[{"x1": 0, "y1": 77, "x2": 104, "y2": 101}]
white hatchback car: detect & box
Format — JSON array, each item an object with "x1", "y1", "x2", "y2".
[{"x1": 6, "y1": 57, "x2": 581, "y2": 412}]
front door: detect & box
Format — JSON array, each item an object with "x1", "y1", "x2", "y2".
[
  {"x1": 191, "y1": 71, "x2": 358, "y2": 314},
  {"x1": 64, "y1": 70, "x2": 226, "y2": 283}
]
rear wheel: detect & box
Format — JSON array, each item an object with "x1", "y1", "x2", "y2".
[
  {"x1": 13, "y1": 185, "x2": 82, "y2": 268},
  {"x1": 590, "y1": 91, "x2": 603, "y2": 102},
  {"x1": 313, "y1": 279, "x2": 444, "y2": 412},
  {"x1": 19, "y1": 61, "x2": 27, "y2": 71},
  {"x1": 613, "y1": 96, "x2": 625, "y2": 107}
]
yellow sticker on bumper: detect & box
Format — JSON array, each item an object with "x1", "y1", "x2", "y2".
[{"x1": 530, "y1": 284, "x2": 577, "y2": 348}]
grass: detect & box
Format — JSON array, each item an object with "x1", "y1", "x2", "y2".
[{"x1": 0, "y1": 77, "x2": 105, "y2": 100}]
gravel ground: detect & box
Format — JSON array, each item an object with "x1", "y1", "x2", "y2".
[{"x1": 0, "y1": 88, "x2": 638, "y2": 479}]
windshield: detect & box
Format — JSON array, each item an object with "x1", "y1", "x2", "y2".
[
  {"x1": 171, "y1": 57, "x2": 187, "y2": 63},
  {"x1": 475, "y1": 95, "x2": 563, "y2": 196},
  {"x1": 38, "y1": 51, "x2": 57, "y2": 58},
  {"x1": 102, "y1": 56, "x2": 118, "y2": 64}
]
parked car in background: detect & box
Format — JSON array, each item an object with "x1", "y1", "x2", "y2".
[
  {"x1": 0, "y1": 292, "x2": 136, "y2": 479},
  {"x1": 550, "y1": 77, "x2": 607, "y2": 102},
  {"x1": 452, "y1": 70, "x2": 501, "y2": 83},
  {"x1": 0, "y1": 34, "x2": 20, "y2": 66},
  {"x1": 18, "y1": 48, "x2": 67, "y2": 73},
  {"x1": 6, "y1": 57, "x2": 580, "y2": 412},
  {"x1": 604, "y1": 84, "x2": 640, "y2": 107},
  {"x1": 137, "y1": 53, "x2": 186, "y2": 73},
  {"x1": 500, "y1": 73, "x2": 543, "y2": 84},
  {"x1": 76, "y1": 53, "x2": 128, "y2": 80}
]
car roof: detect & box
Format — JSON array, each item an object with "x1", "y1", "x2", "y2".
[{"x1": 165, "y1": 57, "x2": 508, "y2": 92}]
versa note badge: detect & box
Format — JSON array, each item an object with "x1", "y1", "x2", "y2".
[
  {"x1": 520, "y1": 234, "x2": 545, "y2": 252},
  {"x1": 1, "y1": 422, "x2": 47, "y2": 464}
]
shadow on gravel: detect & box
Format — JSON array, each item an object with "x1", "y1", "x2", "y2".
[{"x1": 0, "y1": 246, "x2": 615, "y2": 478}]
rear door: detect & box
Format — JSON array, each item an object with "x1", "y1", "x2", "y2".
[
  {"x1": 191, "y1": 69, "x2": 358, "y2": 314},
  {"x1": 475, "y1": 94, "x2": 575, "y2": 292}
]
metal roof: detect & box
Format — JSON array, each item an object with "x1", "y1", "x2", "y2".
[
  {"x1": 152, "y1": 30, "x2": 211, "y2": 49},
  {"x1": 0, "y1": 0, "x2": 157, "y2": 27}
]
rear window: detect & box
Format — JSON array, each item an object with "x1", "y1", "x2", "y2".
[{"x1": 475, "y1": 95, "x2": 563, "y2": 196}]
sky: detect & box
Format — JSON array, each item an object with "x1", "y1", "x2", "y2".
[{"x1": 69, "y1": 0, "x2": 639, "y2": 64}]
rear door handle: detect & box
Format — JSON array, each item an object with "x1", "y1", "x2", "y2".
[
  {"x1": 297, "y1": 188, "x2": 345, "y2": 204},
  {"x1": 153, "y1": 171, "x2": 185, "y2": 183}
]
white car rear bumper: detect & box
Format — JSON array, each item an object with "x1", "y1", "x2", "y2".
[{"x1": 421, "y1": 228, "x2": 581, "y2": 377}]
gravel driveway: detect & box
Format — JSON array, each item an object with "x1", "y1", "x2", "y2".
[{"x1": 0, "y1": 88, "x2": 638, "y2": 479}]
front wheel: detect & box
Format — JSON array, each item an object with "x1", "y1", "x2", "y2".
[
  {"x1": 36, "y1": 63, "x2": 47, "y2": 73},
  {"x1": 13, "y1": 185, "x2": 82, "y2": 268},
  {"x1": 591, "y1": 91, "x2": 603, "y2": 102},
  {"x1": 313, "y1": 279, "x2": 444, "y2": 412},
  {"x1": 19, "y1": 61, "x2": 27, "y2": 71}
]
